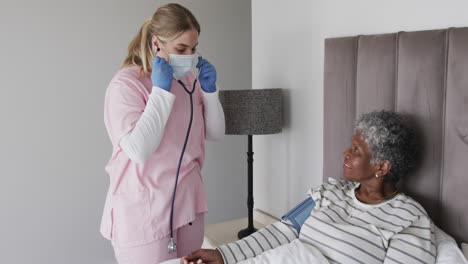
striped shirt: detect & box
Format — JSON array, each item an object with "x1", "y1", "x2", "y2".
[{"x1": 217, "y1": 179, "x2": 436, "y2": 264}]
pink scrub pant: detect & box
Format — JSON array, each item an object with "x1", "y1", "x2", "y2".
[{"x1": 113, "y1": 213, "x2": 204, "y2": 264}]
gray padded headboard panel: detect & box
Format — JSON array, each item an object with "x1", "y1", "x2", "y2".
[{"x1": 323, "y1": 27, "x2": 468, "y2": 243}]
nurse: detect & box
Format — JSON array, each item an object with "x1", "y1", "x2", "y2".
[{"x1": 100, "y1": 3, "x2": 225, "y2": 264}]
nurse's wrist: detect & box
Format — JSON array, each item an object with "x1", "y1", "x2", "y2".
[
  {"x1": 201, "y1": 83, "x2": 216, "y2": 93},
  {"x1": 202, "y1": 89, "x2": 219, "y2": 104},
  {"x1": 201, "y1": 86, "x2": 218, "y2": 95}
]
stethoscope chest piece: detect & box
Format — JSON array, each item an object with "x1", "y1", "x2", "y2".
[{"x1": 168, "y1": 237, "x2": 177, "y2": 253}]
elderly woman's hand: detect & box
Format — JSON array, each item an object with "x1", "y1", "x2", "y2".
[{"x1": 181, "y1": 249, "x2": 224, "y2": 264}]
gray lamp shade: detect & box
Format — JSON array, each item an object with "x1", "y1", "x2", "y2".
[{"x1": 219, "y1": 89, "x2": 282, "y2": 135}]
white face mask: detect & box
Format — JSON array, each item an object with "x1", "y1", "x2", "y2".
[{"x1": 169, "y1": 53, "x2": 197, "y2": 79}]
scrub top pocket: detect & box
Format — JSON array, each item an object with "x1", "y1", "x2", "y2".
[{"x1": 112, "y1": 190, "x2": 154, "y2": 247}]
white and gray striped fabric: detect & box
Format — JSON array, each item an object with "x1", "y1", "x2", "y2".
[
  {"x1": 217, "y1": 179, "x2": 436, "y2": 264},
  {"x1": 217, "y1": 220, "x2": 299, "y2": 263}
]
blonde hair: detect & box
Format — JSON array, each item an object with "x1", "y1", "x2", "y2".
[{"x1": 122, "y1": 3, "x2": 200, "y2": 74}]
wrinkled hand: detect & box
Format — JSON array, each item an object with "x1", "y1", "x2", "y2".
[
  {"x1": 151, "y1": 56, "x2": 174, "y2": 91},
  {"x1": 181, "y1": 249, "x2": 224, "y2": 264},
  {"x1": 196, "y1": 57, "x2": 217, "y2": 93}
]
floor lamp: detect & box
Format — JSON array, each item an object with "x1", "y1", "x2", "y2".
[{"x1": 219, "y1": 89, "x2": 282, "y2": 239}]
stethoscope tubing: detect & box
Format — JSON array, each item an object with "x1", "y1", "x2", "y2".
[{"x1": 168, "y1": 70, "x2": 200, "y2": 252}]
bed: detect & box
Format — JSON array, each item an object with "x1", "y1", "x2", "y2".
[
  {"x1": 323, "y1": 27, "x2": 468, "y2": 260},
  {"x1": 163, "y1": 27, "x2": 468, "y2": 264}
]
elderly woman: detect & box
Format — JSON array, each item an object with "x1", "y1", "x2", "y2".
[{"x1": 182, "y1": 110, "x2": 436, "y2": 264}]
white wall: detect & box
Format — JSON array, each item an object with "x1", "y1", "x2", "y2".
[
  {"x1": 0, "y1": 0, "x2": 250, "y2": 263},
  {"x1": 252, "y1": 0, "x2": 468, "y2": 218}
]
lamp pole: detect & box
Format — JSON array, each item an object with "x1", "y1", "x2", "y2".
[{"x1": 238, "y1": 134, "x2": 257, "y2": 239}]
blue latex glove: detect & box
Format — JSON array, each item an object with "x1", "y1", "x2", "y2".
[
  {"x1": 151, "y1": 56, "x2": 174, "y2": 92},
  {"x1": 196, "y1": 57, "x2": 217, "y2": 93}
]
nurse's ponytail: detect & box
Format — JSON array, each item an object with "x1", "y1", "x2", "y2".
[
  {"x1": 122, "y1": 19, "x2": 152, "y2": 73},
  {"x1": 122, "y1": 3, "x2": 201, "y2": 74}
]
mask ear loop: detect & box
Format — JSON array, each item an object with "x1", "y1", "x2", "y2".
[{"x1": 195, "y1": 52, "x2": 202, "y2": 80}]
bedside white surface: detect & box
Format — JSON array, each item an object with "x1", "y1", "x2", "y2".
[{"x1": 203, "y1": 210, "x2": 278, "y2": 248}]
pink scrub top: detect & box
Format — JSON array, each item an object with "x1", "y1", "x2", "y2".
[{"x1": 100, "y1": 65, "x2": 208, "y2": 247}]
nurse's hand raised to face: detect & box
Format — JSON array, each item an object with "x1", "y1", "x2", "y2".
[
  {"x1": 151, "y1": 56, "x2": 174, "y2": 92},
  {"x1": 196, "y1": 57, "x2": 217, "y2": 93},
  {"x1": 181, "y1": 249, "x2": 224, "y2": 264}
]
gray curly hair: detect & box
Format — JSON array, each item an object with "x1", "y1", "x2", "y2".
[{"x1": 355, "y1": 110, "x2": 417, "y2": 184}]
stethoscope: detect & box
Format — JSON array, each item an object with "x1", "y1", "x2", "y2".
[{"x1": 167, "y1": 67, "x2": 200, "y2": 254}]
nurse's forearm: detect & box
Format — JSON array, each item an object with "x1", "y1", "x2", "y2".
[
  {"x1": 203, "y1": 90, "x2": 225, "y2": 141},
  {"x1": 120, "y1": 87, "x2": 175, "y2": 163}
]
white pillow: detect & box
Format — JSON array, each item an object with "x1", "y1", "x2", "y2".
[
  {"x1": 462, "y1": 243, "x2": 468, "y2": 261},
  {"x1": 434, "y1": 225, "x2": 468, "y2": 264}
]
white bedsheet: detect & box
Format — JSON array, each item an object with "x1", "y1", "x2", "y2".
[
  {"x1": 160, "y1": 258, "x2": 180, "y2": 264},
  {"x1": 161, "y1": 225, "x2": 468, "y2": 264},
  {"x1": 160, "y1": 239, "x2": 328, "y2": 264},
  {"x1": 161, "y1": 236, "x2": 468, "y2": 264}
]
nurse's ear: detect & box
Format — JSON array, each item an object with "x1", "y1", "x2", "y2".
[
  {"x1": 151, "y1": 35, "x2": 160, "y2": 52},
  {"x1": 151, "y1": 35, "x2": 169, "y2": 61}
]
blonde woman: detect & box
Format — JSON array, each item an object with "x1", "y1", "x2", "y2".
[{"x1": 100, "y1": 3, "x2": 225, "y2": 263}]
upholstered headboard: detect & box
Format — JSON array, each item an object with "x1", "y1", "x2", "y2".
[{"x1": 323, "y1": 27, "x2": 468, "y2": 244}]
